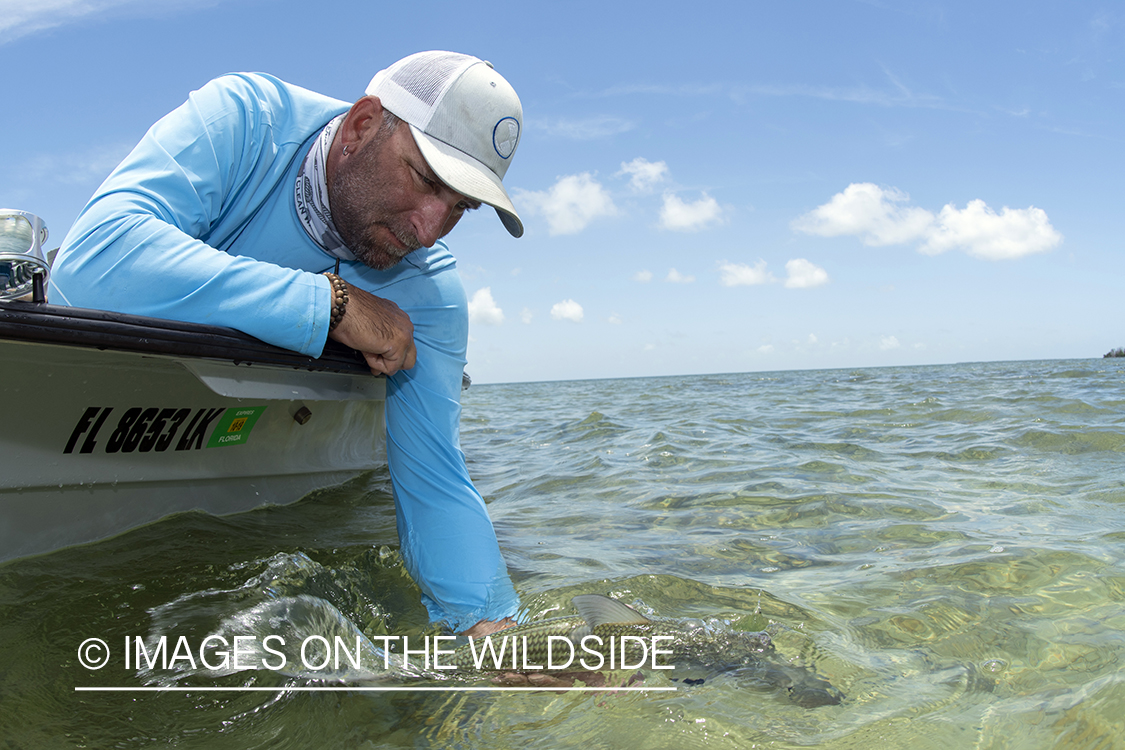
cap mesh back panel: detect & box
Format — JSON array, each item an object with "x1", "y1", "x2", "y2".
[{"x1": 390, "y1": 52, "x2": 470, "y2": 107}]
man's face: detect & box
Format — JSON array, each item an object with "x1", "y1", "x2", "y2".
[{"x1": 330, "y1": 116, "x2": 480, "y2": 271}]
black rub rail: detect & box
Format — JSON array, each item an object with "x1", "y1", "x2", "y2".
[{"x1": 0, "y1": 300, "x2": 372, "y2": 376}]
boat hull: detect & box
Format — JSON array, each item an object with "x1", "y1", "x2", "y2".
[{"x1": 0, "y1": 302, "x2": 386, "y2": 562}]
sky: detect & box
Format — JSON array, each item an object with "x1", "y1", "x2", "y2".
[{"x1": 1, "y1": 0, "x2": 1122, "y2": 383}]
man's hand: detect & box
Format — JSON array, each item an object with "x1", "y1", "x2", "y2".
[
  {"x1": 328, "y1": 281, "x2": 417, "y2": 376},
  {"x1": 459, "y1": 618, "x2": 516, "y2": 638}
]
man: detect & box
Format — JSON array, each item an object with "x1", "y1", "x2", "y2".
[{"x1": 49, "y1": 51, "x2": 522, "y2": 636}]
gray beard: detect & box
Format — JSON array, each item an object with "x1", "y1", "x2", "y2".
[{"x1": 327, "y1": 124, "x2": 423, "y2": 271}]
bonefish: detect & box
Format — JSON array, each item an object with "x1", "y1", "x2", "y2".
[{"x1": 452, "y1": 594, "x2": 843, "y2": 707}]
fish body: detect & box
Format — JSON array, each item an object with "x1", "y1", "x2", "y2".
[
  {"x1": 451, "y1": 595, "x2": 842, "y2": 707},
  {"x1": 451, "y1": 596, "x2": 709, "y2": 672}
]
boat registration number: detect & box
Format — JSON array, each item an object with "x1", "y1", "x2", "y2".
[{"x1": 62, "y1": 406, "x2": 267, "y2": 454}]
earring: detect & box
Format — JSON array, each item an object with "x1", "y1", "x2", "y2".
[{"x1": 343, "y1": 145, "x2": 350, "y2": 156}]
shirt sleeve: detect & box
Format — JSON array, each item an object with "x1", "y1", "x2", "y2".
[
  {"x1": 49, "y1": 72, "x2": 518, "y2": 631},
  {"x1": 48, "y1": 73, "x2": 332, "y2": 356},
  {"x1": 352, "y1": 258, "x2": 519, "y2": 632}
]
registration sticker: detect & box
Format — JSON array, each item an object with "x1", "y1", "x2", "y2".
[{"x1": 207, "y1": 406, "x2": 267, "y2": 448}]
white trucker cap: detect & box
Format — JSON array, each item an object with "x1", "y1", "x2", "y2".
[{"x1": 366, "y1": 51, "x2": 524, "y2": 238}]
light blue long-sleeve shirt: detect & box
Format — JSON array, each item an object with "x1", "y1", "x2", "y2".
[{"x1": 49, "y1": 72, "x2": 518, "y2": 631}]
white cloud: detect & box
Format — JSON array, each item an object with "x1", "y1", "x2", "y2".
[
  {"x1": 18, "y1": 144, "x2": 132, "y2": 187},
  {"x1": 793, "y1": 182, "x2": 1062, "y2": 260},
  {"x1": 659, "y1": 192, "x2": 723, "y2": 231},
  {"x1": 550, "y1": 299, "x2": 584, "y2": 323},
  {"x1": 880, "y1": 335, "x2": 901, "y2": 351},
  {"x1": 0, "y1": 0, "x2": 127, "y2": 41},
  {"x1": 515, "y1": 173, "x2": 617, "y2": 235},
  {"x1": 0, "y1": 0, "x2": 224, "y2": 44},
  {"x1": 758, "y1": 344, "x2": 775, "y2": 354},
  {"x1": 922, "y1": 200, "x2": 1062, "y2": 260},
  {"x1": 665, "y1": 268, "x2": 695, "y2": 283},
  {"x1": 784, "y1": 258, "x2": 830, "y2": 288},
  {"x1": 633, "y1": 270, "x2": 653, "y2": 283},
  {"x1": 617, "y1": 158, "x2": 669, "y2": 193},
  {"x1": 791, "y1": 183, "x2": 933, "y2": 246},
  {"x1": 467, "y1": 287, "x2": 504, "y2": 325},
  {"x1": 520, "y1": 308, "x2": 533, "y2": 324},
  {"x1": 719, "y1": 260, "x2": 775, "y2": 287},
  {"x1": 539, "y1": 115, "x2": 635, "y2": 140},
  {"x1": 595, "y1": 74, "x2": 954, "y2": 112},
  {"x1": 608, "y1": 313, "x2": 623, "y2": 324}
]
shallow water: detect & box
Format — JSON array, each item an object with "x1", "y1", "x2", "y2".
[{"x1": 2, "y1": 359, "x2": 1124, "y2": 748}]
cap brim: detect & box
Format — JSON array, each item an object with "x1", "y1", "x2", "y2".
[{"x1": 408, "y1": 124, "x2": 523, "y2": 238}]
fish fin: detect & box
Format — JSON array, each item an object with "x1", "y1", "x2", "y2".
[
  {"x1": 569, "y1": 624, "x2": 593, "y2": 641},
  {"x1": 571, "y1": 595, "x2": 652, "y2": 627}
]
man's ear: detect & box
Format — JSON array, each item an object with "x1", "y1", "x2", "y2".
[{"x1": 339, "y1": 95, "x2": 386, "y2": 152}]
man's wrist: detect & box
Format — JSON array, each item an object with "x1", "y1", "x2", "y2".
[{"x1": 323, "y1": 272, "x2": 349, "y2": 331}]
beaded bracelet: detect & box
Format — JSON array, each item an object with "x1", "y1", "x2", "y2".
[{"x1": 324, "y1": 272, "x2": 349, "y2": 331}]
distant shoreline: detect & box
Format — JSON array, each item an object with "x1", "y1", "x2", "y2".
[{"x1": 1105, "y1": 348, "x2": 1125, "y2": 358}]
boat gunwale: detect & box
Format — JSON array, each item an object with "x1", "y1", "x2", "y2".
[{"x1": 0, "y1": 300, "x2": 373, "y2": 376}]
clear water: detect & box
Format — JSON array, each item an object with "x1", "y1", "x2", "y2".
[{"x1": 2, "y1": 359, "x2": 1124, "y2": 748}]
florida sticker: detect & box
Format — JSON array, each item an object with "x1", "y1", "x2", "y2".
[{"x1": 207, "y1": 406, "x2": 267, "y2": 448}]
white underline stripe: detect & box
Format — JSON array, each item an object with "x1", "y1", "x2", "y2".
[{"x1": 75, "y1": 686, "x2": 676, "y2": 693}]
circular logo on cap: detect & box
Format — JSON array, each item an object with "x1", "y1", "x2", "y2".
[{"x1": 493, "y1": 117, "x2": 519, "y2": 160}]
